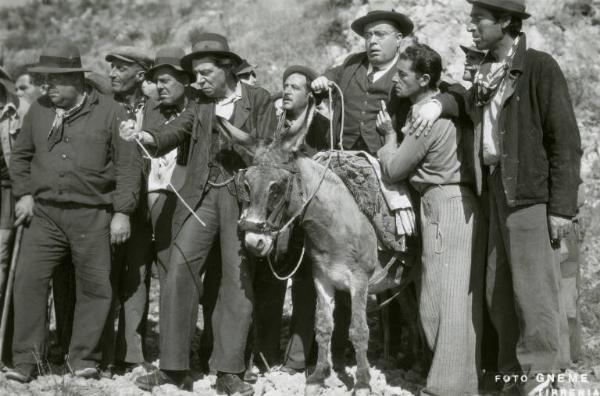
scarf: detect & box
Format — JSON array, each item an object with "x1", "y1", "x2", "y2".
[
  {"x1": 48, "y1": 93, "x2": 87, "y2": 151},
  {"x1": 473, "y1": 35, "x2": 521, "y2": 107}
]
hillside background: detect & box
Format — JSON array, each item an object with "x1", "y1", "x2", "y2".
[{"x1": 0, "y1": 0, "x2": 599, "y2": 393}]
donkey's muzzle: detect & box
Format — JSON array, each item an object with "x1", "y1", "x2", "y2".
[{"x1": 244, "y1": 232, "x2": 274, "y2": 257}]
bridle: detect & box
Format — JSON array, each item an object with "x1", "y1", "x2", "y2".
[{"x1": 236, "y1": 162, "x2": 304, "y2": 236}]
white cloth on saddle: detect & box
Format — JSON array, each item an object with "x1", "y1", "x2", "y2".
[{"x1": 349, "y1": 150, "x2": 416, "y2": 237}]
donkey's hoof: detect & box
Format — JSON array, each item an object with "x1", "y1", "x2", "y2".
[
  {"x1": 352, "y1": 385, "x2": 371, "y2": 396},
  {"x1": 305, "y1": 383, "x2": 322, "y2": 396}
]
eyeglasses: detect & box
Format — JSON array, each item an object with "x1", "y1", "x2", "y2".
[{"x1": 363, "y1": 29, "x2": 396, "y2": 40}]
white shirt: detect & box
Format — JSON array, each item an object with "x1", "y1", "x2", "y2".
[
  {"x1": 482, "y1": 63, "x2": 506, "y2": 167},
  {"x1": 367, "y1": 52, "x2": 399, "y2": 83},
  {"x1": 215, "y1": 82, "x2": 243, "y2": 120}
]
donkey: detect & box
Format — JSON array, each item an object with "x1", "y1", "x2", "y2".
[{"x1": 216, "y1": 103, "x2": 381, "y2": 396}]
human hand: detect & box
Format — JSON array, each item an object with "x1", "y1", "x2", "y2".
[
  {"x1": 14, "y1": 195, "x2": 34, "y2": 226},
  {"x1": 405, "y1": 100, "x2": 442, "y2": 137},
  {"x1": 376, "y1": 101, "x2": 394, "y2": 136},
  {"x1": 119, "y1": 119, "x2": 139, "y2": 142},
  {"x1": 311, "y1": 76, "x2": 331, "y2": 93},
  {"x1": 548, "y1": 214, "x2": 572, "y2": 243},
  {"x1": 110, "y1": 212, "x2": 131, "y2": 245}
]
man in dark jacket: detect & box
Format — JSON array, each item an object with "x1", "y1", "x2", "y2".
[
  {"x1": 6, "y1": 41, "x2": 141, "y2": 382},
  {"x1": 412, "y1": 1, "x2": 582, "y2": 394},
  {"x1": 311, "y1": 10, "x2": 413, "y2": 154},
  {"x1": 252, "y1": 65, "x2": 329, "y2": 373},
  {"x1": 101, "y1": 45, "x2": 155, "y2": 374},
  {"x1": 122, "y1": 33, "x2": 277, "y2": 395}
]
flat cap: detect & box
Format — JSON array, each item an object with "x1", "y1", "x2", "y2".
[
  {"x1": 283, "y1": 65, "x2": 318, "y2": 84},
  {"x1": 105, "y1": 46, "x2": 153, "y2": 70}
]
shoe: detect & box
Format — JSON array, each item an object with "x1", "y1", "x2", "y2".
[
  {"x1": 135, "y1": 369, "x2": 193, "y2": 391},
  {"x1": 216, "y1": 372, "x2": 254, "y2": 395},
  {"x1": 111, "y1": 361, "x2": 155, "y2": 376},
  {"x1": 5, "y1": 364, "x2": 36, "y2": 383},
  {"x1": 73, "y1": 367, "x2": 100, "y2": 380},
  {"x1": 243, "y1": 367, "x2": 258, "y2": 384},
  {"x1": 279, "y1": 365, "x2": 304, "y2": 375}
]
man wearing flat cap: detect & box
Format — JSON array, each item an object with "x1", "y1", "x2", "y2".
[
  {"x1": 6, "y1": 40, "x2": 141, "y2": 382},
  {"x1": 311, "y1": 9, "x2": 413, "y2": 154},
  {"x1": 122, "y1": 33, "x2": 276, "y2": 395},
  {"x1": 100, "y1": 45, "x2": 156, "y2": 375},
  {"x1": 251, "y1": 64, "x2": 330, "y2": 374},
  {"x1": 413, "y1": 0, "x2": 582, "y2": 394}
]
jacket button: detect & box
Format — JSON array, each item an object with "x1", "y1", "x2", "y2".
[
  {"x1": 61, "y1": 154, "x2": 67, "y2": 159},
  {"x1": 500, "y1": 130, "x2": 506, "y2": 135}
]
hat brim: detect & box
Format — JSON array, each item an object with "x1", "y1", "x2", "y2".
[
  {"x1": 181, "y1": 50, "x2": 243, "y2": 73},
  {"x1": 351, "y1": 11, "x2": 414, "y2": 37},
  {"x1": 466, "y1": 0, "x2": 531, "y2": 19},
  {"x1": 27, "y1": 66, "x2": 90, "y2": 74},
  {"x1": 146, "y1": 63, "x2": 194, "y2": 81}
]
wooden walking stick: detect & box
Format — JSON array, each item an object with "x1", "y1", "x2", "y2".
[{"x1": 0, "y1": 225, "x2": 24, "y2": 360}]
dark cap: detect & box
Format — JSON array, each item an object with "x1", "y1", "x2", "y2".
[
  {"x1": 181, "y1": 33, "x2": 242, "y2": 73},
  {"x1": 283, "y1": 65, "x2": 318, "y2": 85},
  {"x1": 105, "y1": 46, "x2": 153, "y2": 70},
  {"x1": 146, "y1": 46, "x2": 193, "y2": 81},
  {"x1": 29, "y1": 40, "x2": 90, "y2": 74}
]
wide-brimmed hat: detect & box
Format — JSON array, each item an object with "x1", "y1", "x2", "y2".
[
  {"x1": 28, "y1": 41, "x2": 90, "y2": 74},
  {"x1": 181, "y1": 33, "x2": 242, "y2": 73},
  {"x1": 146, "y1": 46, "x2": 193, "y2": 81},
  {"x1": 105, "y1": 46, "x2": 153, "y2": 70},
  {"x1": 351, "y1": 10, "x2": 414, "y2": 37},
  {"x1": 467, "y1": 0, "x2": 531, "y2": 19},
  {"x1": 460, "y1": 44, "x2": 486, "y2": 56},
  {"x1": 235, "y1": 59, "x2": 256, "y2": 76},
  {"x1": 283, "y1": 65, "x2": 318, "y2": 85}
]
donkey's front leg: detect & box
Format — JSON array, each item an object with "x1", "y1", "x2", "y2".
[
  {"x1": 305, "y1": 275, "x2": 335, "y2": 396},
  {"x1": 349, "y1": 279, "x2": 371, "y2": 395}
]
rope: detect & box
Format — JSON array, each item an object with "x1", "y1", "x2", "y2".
[
  {"x1": 266, "y1": 246, "x2": 306, "y2": 281},
  {"x1": 273, "y1": 82, "x2": 345, "y2": 236},
  {"x1": 134, "y1": 138, "x2": 206, "y2": 227}
]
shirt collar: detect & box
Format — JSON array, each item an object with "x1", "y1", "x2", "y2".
[{"x1": 216, "y1": 82, "x2": 243, "y2": 106}]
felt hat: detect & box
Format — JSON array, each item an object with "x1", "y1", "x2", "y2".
[
  {"x1": 28, "y1": 41, "x2": 90, "y2": 74},
  {"x1": 235, "y1": 59, "x2": 256, "y2": 76},
  {"x1": 459, "y1": 44, "x2": 486, "y2": 56},
  {"x1": 351, "y1": 10, "x2": 414, "y2": 37},
  {"x1": 466, "y1": 0, "x2": 531, "y2": 19},
  {"x1": 181, "y1": 33, "x2": 242, "y2": 73},
  {"x1": 145, "y1": 46, "x2": 193, "y2": 81}
]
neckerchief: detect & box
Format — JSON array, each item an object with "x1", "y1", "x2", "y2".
[
  {"x1": 48, "y1": 92, "x2": 87, "y2": 151},
  {"x1": 473, "y1": 35, "x2": 521, "y2": 107}
]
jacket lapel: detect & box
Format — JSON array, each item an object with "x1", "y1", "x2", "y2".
[{"x1": 232, "y1": 84, "x2": 251, "y2": 129}]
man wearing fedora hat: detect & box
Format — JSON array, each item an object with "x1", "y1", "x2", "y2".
[
  {"x1": 124, "y1": 33, "x2": 276, "y2": 394},
  {"x1": 412, "y1": 0, "x2": 581, "y2": 394},
  {"x1": 7, "y1": 40, "x2": 142, "y2": 382},
  {"x1": 99, "y1": 45, "x2": 157, "y2": 375},
  {"x1": 311, "y1": 9, "x2": 414, "y2": 155}
]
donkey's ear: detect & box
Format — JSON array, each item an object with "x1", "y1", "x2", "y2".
[
  {"x1": 215, "y1": 116, "x2": 257, "y2": 156},
  {"x1": 280, "y1": 98, "x2": 315, "y2": 153}
]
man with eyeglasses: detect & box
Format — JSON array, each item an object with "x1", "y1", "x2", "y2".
[{"x1": 311, "y1": 10, "x2": 413, "y2": 155}]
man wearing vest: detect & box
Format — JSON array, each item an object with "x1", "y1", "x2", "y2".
[{"x1": 311, "y1": 10, "x2": 413, "y2": 154}]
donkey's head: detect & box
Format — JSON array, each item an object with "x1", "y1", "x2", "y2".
[{"x1": 216, "y1": 100, "x2": 316, "y2": 257}]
